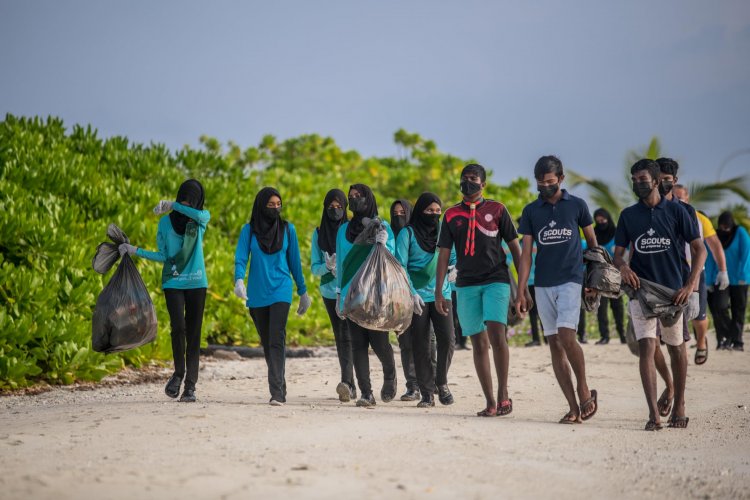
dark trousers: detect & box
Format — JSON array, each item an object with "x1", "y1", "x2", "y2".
[
  {"x1": 597, "y1": 296, "x2": 625, "y2": 340},
  {"x1": 249, "y1": 302, "x2": 291, "y2": 402},
  {"x1": 709, "y1": 285, "x2": 748, "y2": 347},
  {"x1": 398, "y1": 324, "x2": 437, "y2": 391},
  {"x1": 347, "y1": 320, "x2": 397, "y2": 396},
  {"x1": 323, "y1": 297, "x2": 354, "y2": 390},
  {"x1": 164, "y1": 288, "x2": 207, "y2": 390},
  {"x1": 409, "y1": 301, "x2": 455, "y2": 395},
  {"x1": 528, "y1": 285, "x2": 542, "y2": 342},
  {"x1": 578, "y1": 308, "x2": 587, "y2": 341},
  {"x1": 451, "y1": 291, "x2": 465, "y2": 347}
]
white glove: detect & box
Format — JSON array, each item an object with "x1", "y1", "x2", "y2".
[
  {"x1": 153, "y1": 200, "x2": 174, "y2": 215},
  {"x1": 447, "y1": 266, "x2": 458, "y2": 284},
  {"x1": 412, "y1": 294, "x2": 425, "y2": 316},
  {"x1": 297, "y1": 292, "x2": 312, "y2": 316},
  {"x1": 118, "y1": 243, "x2": 137, "y2": 256},
  {"x1": 716, "y1": 271, "x2": 730, "y2": 291},
  {"x1": 335, "y1": 294, "x2": 346, "y2": 320},
  {"x1": 234, "y1": 279, "x2": 248, "y2": 301},
  {"x1": 324, "y1": 252, "x2": 337, "y2": 275},
  {"x1": 375, "y1": 230, "x2": 388, "y2": 246}
]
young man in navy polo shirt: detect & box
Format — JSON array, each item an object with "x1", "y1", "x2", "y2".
[
  {"x1": 516, "y1": 156, "x2": 599, "y2": 424},
  {"x1": 435, "y1": 163, "x2": 522, "y2": 417},
  {"x1": 614, "y1": 159, "x2": 706, "y2": 431}
]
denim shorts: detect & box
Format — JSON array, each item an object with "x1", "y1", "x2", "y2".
[
  {"x1": 535, "y1": 283, "x2": 582, "y2": 335},
  {"x1": 455, "y1": 282, "x2": 510, "y2": 336}
]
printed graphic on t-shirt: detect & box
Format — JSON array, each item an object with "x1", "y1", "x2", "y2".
[
  {"x1": 635, "y1": 227, "x2": 672, "y2": 254},
  {"x1": 537, "y1": 220, "x2": 574, "y2": 246}
]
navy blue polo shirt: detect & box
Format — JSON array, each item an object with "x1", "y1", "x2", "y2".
[
  {"x1": 614, "y1": 196, "x2": 700, "y2": 291},
  {"x1": 518, "y1": 190, "x2": 593, "y2": 287}
]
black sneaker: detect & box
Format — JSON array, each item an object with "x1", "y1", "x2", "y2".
[
  {"x1": 381, "y1": 381, "x2": 397, "y2": 403},
  {"x1": 356, "y1": 393, "x2": 376, "y2": 407},
  {"x1": 400, "y1": 388, "x2": 420, "y2": 402},
  {"x1": 437, "y1": 385, "x2": 454, "y2": 405},
  {"x1": 165, "y1": 374, "x2": 183, "y2": 399},
  {"x1": 336, "y1": 382, "x2": 352, "y2": 403},
  {"x1": 179, "y1": 387, "x2": 196, "y2": 403},
  {"x1": 525, "y1": 340, "x2": 541, "y2": 347},
  {"x1": 417, "y1": 393, "x2": 435, "y2": 408},
  {"x1": 733, "y1": 344, "x2": 745, "y2": 352},
  {"x1": 595, "y1": 338, "x2": 610, "y2": 345}
]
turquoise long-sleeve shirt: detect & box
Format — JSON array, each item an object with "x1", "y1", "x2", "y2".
[
  {"x1": 335, "y1": 220, "x2": 395, "y2": 310},
  {"x1": 310, "y1": 228, "x2": 338, "y2": 300},
  {"x1": 396, "y1": 227, "x2": 455, "y2": 302},
  {"x1": 136, "y1": 202, "x2": 210, "y2": 290},
  {"x1": 234, "y1": 222, "x2": 307, "y2": 308},
  {"x1": 706, "y1": 226, "x2": 750, "y2": 285}
]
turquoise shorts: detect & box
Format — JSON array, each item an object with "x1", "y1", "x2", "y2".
[{"x1": 455, "y1": 282, "x2": 511, "y2": 336}]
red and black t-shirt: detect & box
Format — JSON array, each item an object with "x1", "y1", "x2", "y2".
[{"x1": 438, "y1": 199, "x2": 518, "y2": 287}]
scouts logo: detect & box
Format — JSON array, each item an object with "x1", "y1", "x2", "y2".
[
  {"x1": 538, "y1": 220, "x2": 574, "y2": 245},
  {"x1": 635, "y1": 227, "x2": 671, "y2": 254}
]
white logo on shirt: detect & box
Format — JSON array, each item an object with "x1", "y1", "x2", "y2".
[
  {"x1": 537, "y1": 221, "x2": 574, "y2": 245},
  {"x1": 635, "y1": 228, "x2": 671, "y2": 254}
]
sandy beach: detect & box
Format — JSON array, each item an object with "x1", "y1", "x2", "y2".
[{"x1": 1, "y1": 342, "x2": 749, "y2": 500}]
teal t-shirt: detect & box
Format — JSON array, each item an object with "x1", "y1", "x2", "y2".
[
  {"x1": 136, "y1": 203, "x2": 210, "y2": 290},
  {"x1": 310, "y1": 228, "x2": 338, "y2": 300}
]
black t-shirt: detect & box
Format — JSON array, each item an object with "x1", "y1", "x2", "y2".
[{"x1": 437, "y1": 199, "x2": 518, "y2": 286}]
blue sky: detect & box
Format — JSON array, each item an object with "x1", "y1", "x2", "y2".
[{"x1": 1, "y1": 0, "x2": 749, "y2": 192}]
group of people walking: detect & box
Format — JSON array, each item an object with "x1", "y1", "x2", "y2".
[{"x1": 117, "y1": 154, "x2": 749, "y2": 431}]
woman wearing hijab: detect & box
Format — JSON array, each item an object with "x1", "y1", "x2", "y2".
[
  {"x1": 396, "y1": 193, "x2": 457, "y2": 407},
  {"x1": 592, "y1": 208, "x2": 625, "y2": 344},
  {"x1": 310, "y1": 189, "x2": 355, "y2": 402},
  {"x1": 390, "y1": 199, "x2": 413, "y2": 237},
  {"x1": 234, "y1": 187, "x2": 311, "y2": 405},
  {"x1": 706, "y1": 212, "x2": 750, "y2": 351},
  {"x1": 118, "y1": 179, "x2": 210, "y2": 403},
  {"x1": 336, "y1": 184, "x2": 398, "y2": 408}
]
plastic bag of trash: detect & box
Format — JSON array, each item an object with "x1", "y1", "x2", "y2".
[
  {"x1": 343, "y1": 219, "x2": 414, "y2": 332},
  {"x1": 91, "y1": 224, "x2": 157, "y2": 353}
]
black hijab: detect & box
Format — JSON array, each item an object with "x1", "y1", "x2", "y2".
[
  {"x1": 318, "y1": 189, "x2": 348, "y2": 254},
  {"x1": 250, "y1": 187, "x2": 287, "y2": 254},
  {"x1": 593, "y1": 208, "x2": 616, "y2": 245},
  {"x1": 409, "y1": 192, "x2": 442, "y2": 253},
  {"x1": 717, "y1": 211, "x2": 738, "y2": 249},
  {"x1": 390, "y1": 199, "x2": 413, "y2": 237},
  {"x1": 170, "y1": 179, "x2": 205, "y2": 236},
  {"x1": 345, "y1": 184, "x2": 378, "y2": 243}
]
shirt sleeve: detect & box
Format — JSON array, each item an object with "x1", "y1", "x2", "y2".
[
  {"x1": 578, "y1": 199, "x2": 594, "y2": 228},
  {"x1": 499, "y1": 206, "x2": 519, "y2": 243},
  {"x1": 437, "y1": 215, "x2": 454, "y2": 249},
  {"x1": 172, "y1": 202, "x2": 211, "y2": 227},
  {"x1": 697, "y1": 212, "x2": 716, "y2": 239},
  {"x1": 395, "y1": 228, "x2": 416, "y2": 294},
  {"x1": 384, "y1": 222, "x2": 396, "y2": 255},
  {"x1": 286, "y1": 224, "x2": 307, "y2": 296},
  {"x1": 518, "y1": 205, "x2": 531, "y2": 236},
  {"x1": 614, "y1": 212, "x2": 630, "y2": 248},
  {"x1": 136, "y1": 218, "x2": 168, "y2": 263},
  {"x1": 310, "y1": 229, "x2": 329, "y2": 277},
  {"x1": 234, "y1": 224, "x2": 251, "y2": 282},
  {"x1": 335, "y1": 225, "x2": 345, "y2": 293}
]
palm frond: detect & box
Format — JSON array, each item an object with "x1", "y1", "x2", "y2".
[{"x1": 687, "y1": 175, "x2": 750, "y2": 208}]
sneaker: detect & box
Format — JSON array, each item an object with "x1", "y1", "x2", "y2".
[
  {"x1": 733, "y1": 344, "x2": 744, "y2": 352},
  {"x1": 356, "y1": 393, "x2": 376, "y2": 407},
  {"x1": 165, "y1": 374, "x2": 183, "y2": 399},
  {"x1": 269, "y1": 398, "x2": 285, "y2": 406},
  {"x1": 400, "y1": 388, "x2": 420, "y2": 402},
  {"x1": 437, "y1": 385, "x2": 454, "y2": 405},
  {"x1": 179, "y1": 387, "x2": 196, "y2": 403},
  {"x1": 595, "y1": 338, "x2": 610, "y2": 345},
  {"x1": 336, "y1": 382, "x2": 352, "y2": 403},
  {"x1": 417, "y1": 394, "x2": 435, "y2": 408},
  {"x1": 524, "y1": 340, "x2": 541, "y2": 347},
  {"x1": 381, "y1": 381, "x2": 397, "y2": 403}
]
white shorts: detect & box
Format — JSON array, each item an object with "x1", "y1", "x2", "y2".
[
  {"x1": 535, "y1": 283, "x2": 582, "y2": 336},
  {"x1": 628, "y1": 300, "x2": 684, "y2": 347}
]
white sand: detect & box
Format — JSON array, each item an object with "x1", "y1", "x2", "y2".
[{"x1": 1, "y1": 343, "x2": 749, "y2": 500}]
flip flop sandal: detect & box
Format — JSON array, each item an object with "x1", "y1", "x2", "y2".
[
  {"x1": 645, "y1": 419, "x2": 663, "y2": 431},
  {"x1": 657, "y1": 390, "x2": 673, "y2": 418},
  {"x1": 559, "y1": 411, "x2": 582, "y2": 424},
  {"x1": 668, "y1": 416, "x2": 690, "y2": 429},
  {"x1": 694, "y1": 348, "x2": 708, "y2": 365},
  {"x1": 580, "y1": 389, "x2": 598, "y2": 421},
  {"x1": 497, "y1": 399, "x2": 513, "y2": 416},
  {"x1": 477, "y1": 407, "x2": 498, "y2": 417}
]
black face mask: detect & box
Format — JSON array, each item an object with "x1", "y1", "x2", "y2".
[
  {"x1": 424, "y1": 213, "x2": 441, "y2": 226},
  {"x1": 262, "y1": 206, "x2": 281, "y2": 219},
  {"x1": 659, "y1": 180, "x2": 674, "y2": 196},
  {"x1": 327, "y1": 207, "x2": 344, "y2": 221},
  {"x1": 538, "y1": 183, "x2": 559, "y2": 199},
  {"x1": 632, "y1": 181, "x2": 655, "y2": 200},
  {"x1": 391, "y1": 215, "x2": 407, "y2": 231},
  {"x1": 349, "y1": 197, "x2": 366, "y2": 213},
  {"x1": 460, "y1": 180, "x2": 482, "y2": 197}
]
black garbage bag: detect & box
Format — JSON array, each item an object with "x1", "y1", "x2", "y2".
[
  {"x1": 91, "y1": 224, "x2": 157, "y2": 353},
  {"x1": 583, "y1": 247, "x2": 623, "y2": 312}
]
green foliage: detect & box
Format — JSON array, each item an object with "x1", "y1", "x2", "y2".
[{"x1": 0, "y1": 115, "x2": 535, "y2": 389}]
